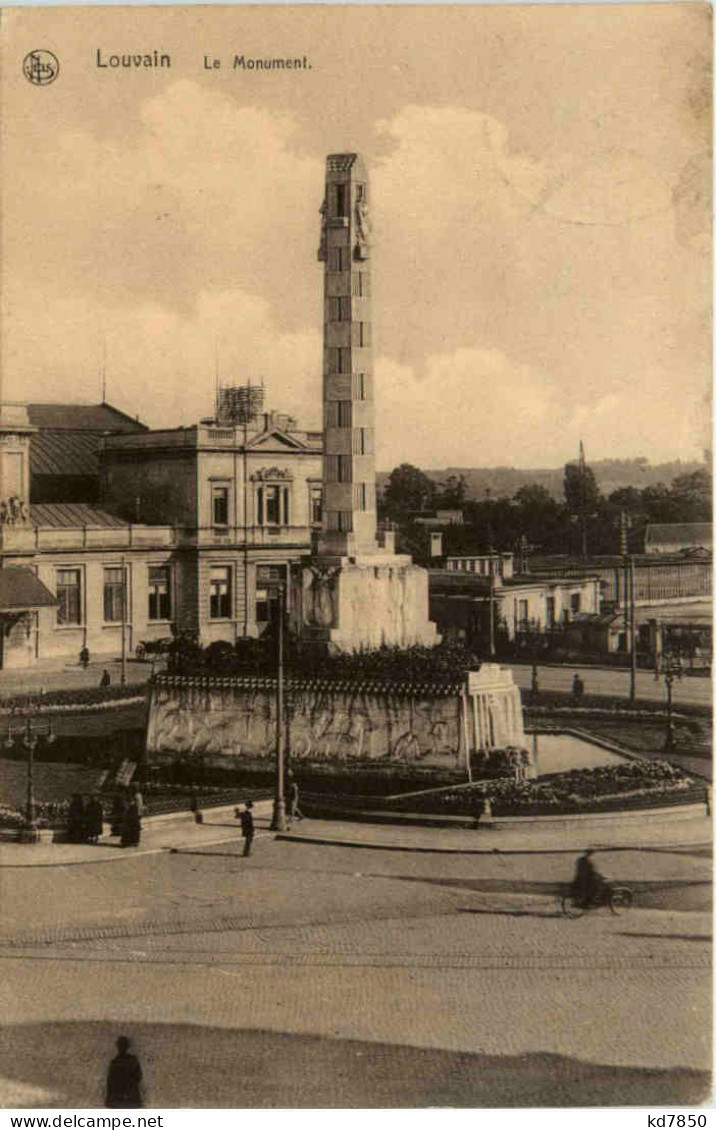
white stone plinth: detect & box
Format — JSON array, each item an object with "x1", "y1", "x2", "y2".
[
  {"x1": 301, "y1": 553, "x2": 438, "y2": 653},
  {"x1": 467, "y1": 664, "x2": 525, "y2": 750}
]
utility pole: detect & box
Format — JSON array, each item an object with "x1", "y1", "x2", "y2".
[
  {"x1": 488, "y1": 566, "x2": 496, "y2": 659},
  {"x1": 579, "y1": 439, "x2": 588, "y2": 558},
  {"x1": 5, "y1": 712, "x2": 55, "y2": 843},
  {"x1": 271, "y1": 583, "x2": 287, "y2": 832},
  {"x1": 629, "y1": 554, "x2": 637, "y2": 702}
]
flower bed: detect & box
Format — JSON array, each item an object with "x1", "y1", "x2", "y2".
[
  {"x1": 0, "y1": 684, "x2": 147, "y2": 713},
  {"x1": 300, "y1": 759, "x2": 703, "y2": 818}
]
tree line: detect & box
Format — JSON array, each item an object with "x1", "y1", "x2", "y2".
[{"x1": 379, "y1": 460, "x2": 711, "y2": 559}]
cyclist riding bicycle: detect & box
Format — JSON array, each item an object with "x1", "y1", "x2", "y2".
[{"x1": 572, "y1": 849, "x2": 604, "y2": 908}]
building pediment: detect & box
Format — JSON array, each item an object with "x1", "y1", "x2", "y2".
[{"x1": 246, "y1": 428, "x2": 306, "y2": 452}]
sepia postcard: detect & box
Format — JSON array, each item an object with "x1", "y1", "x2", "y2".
[{"x1": 0, "y1": 2, "x2": 712, "y2": 1115}]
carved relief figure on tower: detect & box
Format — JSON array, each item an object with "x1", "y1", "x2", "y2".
[
  {"x1": 317, "y1": 196, "x2": 327, "y2": 262},
  {"x1": 354, "y1": 191, "x2": 370, "y2": 260}
]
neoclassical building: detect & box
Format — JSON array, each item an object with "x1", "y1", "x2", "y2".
[{"x1": 0, "y1": 392, "x2": 322, "y2": 670}]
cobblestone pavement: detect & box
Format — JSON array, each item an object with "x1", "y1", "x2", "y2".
[{"x1": 1, "y1": 836, "x2": 711, "y2": 1107}]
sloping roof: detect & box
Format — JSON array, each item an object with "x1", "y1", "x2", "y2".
[
  {"x1": 0, "y1": 567, "x2": 57, "y2": 610},
  {"x1": 30, "y1": 432, "x2": 99, "y2": 477},
  {"x1": 26, "y1": 402, "x2": 147, "y2": 433},
  {"x1": 645, "y1": 523, "x2": 712, "y2": 548},
  {"x1": 28, "y1": 403, "x2": 147, "y2": 481},
  {"x1": 30, "y1": 503, "x2": 128, "y2": 529}
]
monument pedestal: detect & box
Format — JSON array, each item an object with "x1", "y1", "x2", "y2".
[{"x1": 300, "y1": 552, "x2": 438, "y2": 653}]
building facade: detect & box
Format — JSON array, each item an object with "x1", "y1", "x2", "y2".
[{"x1": 0, "y1": 397, "x2": 322, "y2": 669}]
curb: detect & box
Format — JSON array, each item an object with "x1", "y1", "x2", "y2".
[{"x1": 274, "y1": 831, "x2": 713, "y2": 856}]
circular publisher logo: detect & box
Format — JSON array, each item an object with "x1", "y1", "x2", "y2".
[{"x1": 23, "y1": 50, "x2": 59, "y2": 86}]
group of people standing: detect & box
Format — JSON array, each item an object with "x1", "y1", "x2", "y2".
[
  {"x1": 67, "y1": 794, "x2": 105, "y2": 843},
  {"x1": 110, "y1": 789, "x2": 145, "y2": 847},
  {"x1": 66, "y1": 788, "x2": 145, "y2": 847}
]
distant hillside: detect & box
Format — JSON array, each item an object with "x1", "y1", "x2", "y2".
[{"x1": 376, "y1": 458, "x2": 705, "y2": 501}]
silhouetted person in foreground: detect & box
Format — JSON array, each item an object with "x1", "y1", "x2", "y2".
[
  {"x1": 572, "y1": 673, "x2": 585, "y2": 697},
  {"x1": 106, "y1": 1035, "x2": 142, "y2": 1108}
]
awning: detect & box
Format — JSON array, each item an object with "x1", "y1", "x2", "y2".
[{"x1": 0, "y1": 567, "x2": 57, "y2": 612}]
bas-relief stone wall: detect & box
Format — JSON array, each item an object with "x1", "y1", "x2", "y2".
[{"x1": 146, "y1": 680, "x2": 466, "y2": 771}]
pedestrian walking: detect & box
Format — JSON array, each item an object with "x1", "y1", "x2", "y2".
[
  {"x1": 240, "y1": 801, "x2": 254, "y2": 857},
  {"x1": 100, "y1": 669, "x2": 111, "y2": 688},
  {"x1": 79, "y1": 646, "x2": 90, "y2": 669},
  {"x1": 287, "y1": 779, "x2": 303, "y2": 825},
  {"x1": 572, "y1": 673, "x2": 585, "y2": 697},
  {"x1": 106, "y1": 1036, "x2": 143, "y2": 1109}
]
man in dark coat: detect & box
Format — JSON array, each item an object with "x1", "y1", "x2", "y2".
[
  {"x1": 67, "y1": 794, "x2": 85, "y2": 843},
  {"x1": 240, "y1": 801, "x2": 254, "y2": 857},
  {"x1": 106, "y1": 1035, "x2": 142, "y2": 1108},
  {"x1": 86, "y1": 795, "x2": 104, "y2": 843},
  {"x1": 120, "y1": 796, "x2": 141, "y2": 848}
]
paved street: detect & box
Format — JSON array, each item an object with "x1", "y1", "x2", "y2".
[
  {"x1": 508, "y1": 663, "x2": 711, "y2": 708},
  {"x1": 1, "y1": 827, "x2": 711, "y2": 1108}
]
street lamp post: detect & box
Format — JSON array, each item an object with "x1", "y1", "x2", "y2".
[
  {"x1": 661, "y1": 653, "x2": 684, "y2": 753},
  {"x1": 120, "y1": 556, "x2": 127, "y2": 686},
  {"x1": 270, "y1": 583, "x2": 288, "y2": 832},
  {"x1": 4, "y1": 711, "x2": 55, "y2": 843}
]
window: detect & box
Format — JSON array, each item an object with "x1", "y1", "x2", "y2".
[
  {"x1": 328, "y1": 296, "x2": 350, "y2": 322},
  {"x1": 353, "y1": 373, "x2": 366, "y2": 400},
  {"x1": 328, "y1": 347, "x2": 351, "y2": 374},
  {"x1": 148, "y1": 566, "x2": 171, "y2": 621},
  {"x1": 337, "y1": 511, "x2": 353, "y2": 533},
  {"x1": 355, "y1": 428, "x2": 367, "y2": 455},
  {"x1": 329, "y1": 247, "x2": 346, "y2": 272},
  {"x1": 326, "y1": 401, "x2": 352, "y2": 428},
  {"x1": 352, "y1": 273, "x2": 368, "y2": 298},
  {"x1": 212, "y1": 485, "x2": 229, "y2": 528},
  {"x1": 210, "y1": 566, "x2": 232, "y2": 620},
  {"x1": 357, "y1": 322, "x2": 369, "y2": 348},
  {"x1": 310, "y1": 487, "x2": 323, "y2": 526},
  {"x1": 103, "y1": 566, "x2": 126, "y2": 623},
  {"x1": 518, "y1": 599, "x2": 529, "y2": 628},
  {"x1": 257, "y1": 484, "x2": 290, "y2": 526},
  {"x1": 358, "y1": 483, "x2": 367, "y2": 511},
  {"x1": 255, "y1": 565, "x2": 286, "y2": 623},
  {"x1": 337, "y1": 455, "x2": 352, "y2": 483},
  {"x1": 570, "y1": 592, "x2": 582, "y2": 615},
  {"x1": 56, "y1": 568, "x2": 81, "y2": 626},
  {"x1": 334, "y1": 183, "x2": 347, "y2": 217}
]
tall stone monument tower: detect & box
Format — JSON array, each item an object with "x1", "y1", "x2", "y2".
[
  {"x1": 317, "y1": 153, "x2": 377, "y2": 557},
  {"x1": 299, "y1": 153, "x2": 437, "y2": 652}
]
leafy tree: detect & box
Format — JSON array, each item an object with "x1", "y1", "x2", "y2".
[
  {"x1": 563, "y1": 460, "x2": 603, "y2": 555},
  {"x1": 435, "y1": 474, "x2": 467, "y2": 510},
  {"x1": 668, "y1": 468, "x2": 712, "y2": 521},
  {"x1": 381, "y1": 463, "x2": 436, "y2": 519}
]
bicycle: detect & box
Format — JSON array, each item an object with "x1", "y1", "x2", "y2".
[{"x1": 560, "y1": 881, "x2": 633, "y2": 918}]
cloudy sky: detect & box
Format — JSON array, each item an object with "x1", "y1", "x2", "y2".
[{"x1": 1, "y1": 5, "x2": 711, "y2": 469}]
